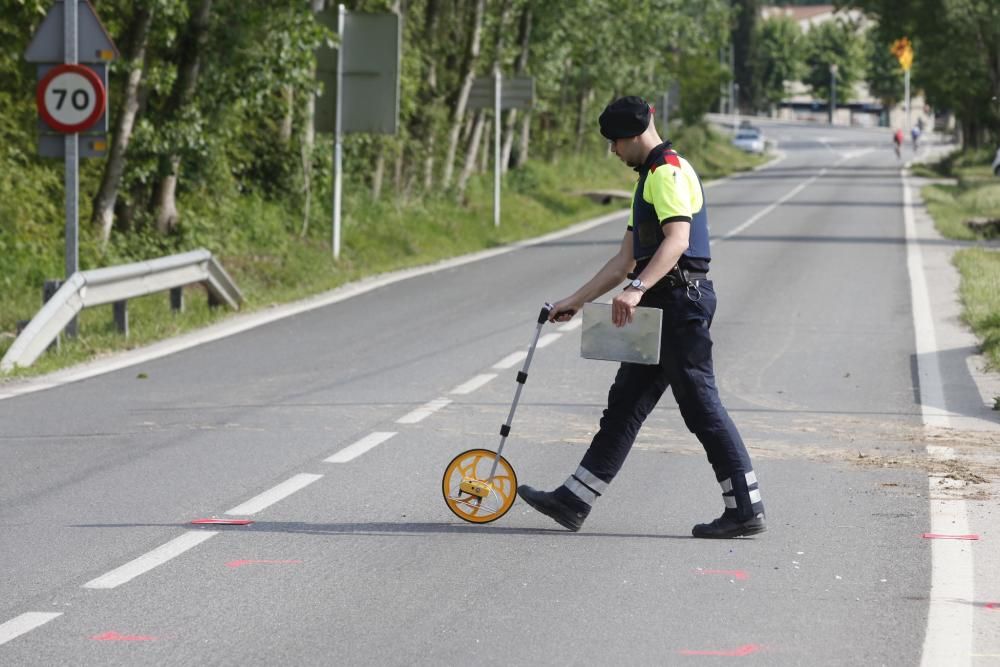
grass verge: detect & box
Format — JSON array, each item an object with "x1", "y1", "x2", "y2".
[
  {"x1": 915, "y1": 147, "x2": 1000, "y2": 380},
  {"x1": 954, "y1": 248, "x2": 1000, "y2": 371},
  {"x1": 1, "y1": 123, "x2": 766, "y2": 380}
]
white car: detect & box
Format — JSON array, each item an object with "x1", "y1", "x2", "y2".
[
  {"x1": 992, "y1": 147, "x2": 1000, "y2": 176},
  {"x1": 733, "y1": 129, "x2": 765, "y2": 154}
]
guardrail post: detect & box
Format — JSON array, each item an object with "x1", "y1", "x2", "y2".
[
  {"x1": 208, "y1": 292, "x2": 221, "y2": 309},
  {"x1": 170, "y1": 287, "x2": 184, "y2": 313},
  {"x1": 42, "y1": 279, "x2": 62, "y2": 351},
  {"x1": 113, "y1": 300, "x2": 128, "y2": 336}
]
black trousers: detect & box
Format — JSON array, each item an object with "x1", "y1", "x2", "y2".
[{"x1": 573, "y1": 280, "x2": 763, "y2": 520}]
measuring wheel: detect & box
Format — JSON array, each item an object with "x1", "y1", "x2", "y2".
[
  {"x1": 441, "y1": 304, "x2": 563, "y2": 525},
  {"x1": 441, "y1": 448, "x2": 518, "y2": 523}
]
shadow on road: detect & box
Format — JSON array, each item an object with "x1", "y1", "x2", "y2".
[{"x1": 70, "y1": 520, "x2": 695, "y2": 540}]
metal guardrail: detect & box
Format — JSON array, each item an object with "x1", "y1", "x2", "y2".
[{"x1": 1, "y1": 249, "x2": 242, "y2": 372}]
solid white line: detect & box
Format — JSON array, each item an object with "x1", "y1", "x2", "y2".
[
  {"x1": 535, "y1": 333, "x2": 562, "y2": 348},
  {"x1": 0, "y1": 612, "x2": 62, "y2": 646},
  {"x1": 558, "y1": 319, "x2": 582, "y2": 332},
  {"x1": 324, "y1": 431, "x2": 397, "y2": 463},
  {"x1": 396, "y1": 397, "x2": 452, "y2": 424},
  {"x1": 921, "y1": 477, "x2": 975, "y2": 667},
  {"x1": 493, "y1": 351, "x2": 527, "y2": 370},
  {"x1": 903, "y1": 174, "x2": 951, "y2": 428},
  {"x1": 905, "y1": 168, "x2": 973, "y2": 667},
  {"x1": 449, "y1": 374, "x2": 497, "y2": 395},
  {"x1": 83, "y1": 531, "x2": 218, "y2": 589},
  {"x1": 225, "y1": 473, "x2": 323, "y2": 516}
]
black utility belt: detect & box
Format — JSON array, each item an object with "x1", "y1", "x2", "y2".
[{"x1": 629, "y1": 267, "x2": 707, "y2": 290}]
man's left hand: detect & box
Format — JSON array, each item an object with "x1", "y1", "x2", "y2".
[{"x1": 611, "y1": 289, "x2": 643, "y2": 327}]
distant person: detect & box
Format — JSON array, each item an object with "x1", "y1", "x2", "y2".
[
  {"x1": 911, "y1": 125, "x2": 921, "y2": 151},
  {"x1": 516, "y1": 96, "x2": 766, "y2": 539},
  {"x1": 893, "y1": 129, "x2": 904, "y2": 159}
]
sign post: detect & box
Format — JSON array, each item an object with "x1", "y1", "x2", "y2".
[
  {"x1": 333, "y1": 4, "x2": 345, "y2": 261},
  {"x1": 65, "y1": 0, "x2": 79, "y2": 338},
  {"x1": 315, "y1": 5, "x2": 401, "y2": 260},
  {"x1": 25, "y1": 0, "x2": 117, "y2": 337},
  {"x1": 890, "y1": 38, "x2": 914, "y2": 136},
  {"x1": 468, "y1": 74, "x2": 534, "y2": 228}
]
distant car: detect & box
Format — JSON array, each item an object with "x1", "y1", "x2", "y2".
[
  {"x1": 733, "y1": 128, "x2": 765, "y2": 154},
  {"x1": 992, "y1": 147, "x2": 1000, "y2": 176}
]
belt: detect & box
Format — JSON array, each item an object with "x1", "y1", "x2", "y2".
[
  {"x1": 661, "y1": 271, "x2": 707, "y2": 288},
  {"x1": 629, "y1": 269, "x2": 708, "y2": 290}
]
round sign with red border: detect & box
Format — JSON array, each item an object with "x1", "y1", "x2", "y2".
[{"x1": 36, "y1": 64, "x2": 106, "y2": 134}]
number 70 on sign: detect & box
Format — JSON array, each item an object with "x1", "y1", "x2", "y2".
[{"x1": 36, "y1": 63, "x2": 107, "y2": 134}]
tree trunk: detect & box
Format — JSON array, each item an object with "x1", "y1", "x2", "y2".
[
  {"x1": 373, "y1": 152, "x2": 385, "y2": 200},
  {"x1": 279, "y1": 84, "x2": 294, "y2": 146},
  {"x1": 501, "y1": 5, "x2": 531, "y2": 172},
  {"x1": 153, "y1": 0, "x2": 212, "y2": 235},
  {"x1": 442, "y1": 0, "x2": 485, "y2": 188},
  {"x1": 91, "y1": 4, "x2": 154, "y2": 250},
  {"x1": 423, "y1": 156, "x2": 435, "y2": 191},
  {"x1": 301, "y1": 0, "x2": 326, "y2": 237},
  {"x1": 574, "y1": 86, "x2": 591, "y2": 153},
  {"x1": 515, "y1": 110, "x2": 530, "y2": 168},
  {"x1": 456, "y1": 111, "x2": 485, "y2": 200},
  {"x1": 393, "y1": 151, "x2": 404, "y2": 198},
  {"x1": 480, "y1": 117, "x2": 491, "y2": 174}
]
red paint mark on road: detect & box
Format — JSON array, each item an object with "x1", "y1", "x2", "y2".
[
  {"x1": 225, "y1": 559, "x2": 302, "y2": 569},
  {"x1": 986, "y1": 602, "x2": 999, "y2": 611},
  {"x1": 190, "y1": 518, "x2": 254, "y2": 526},
  {"x1": 91, "y1": 631, "x2": 157, "y2": 642},
  {"x1": 679, "y1": 644, "x2": 762, "y2": 657},
  {"x1": 695, "y1": 569, "x2": 749, "y2": 581},
  {"x1": 922, "y1": 533, "x2": 979, "y2": 540}
]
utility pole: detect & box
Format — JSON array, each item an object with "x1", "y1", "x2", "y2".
[
  {"x1": 733, "y1": 83, "x2": 740, "y2": 133},
  {"x1": 829, "y1": 64, "x2": 838, "y2": 125}
]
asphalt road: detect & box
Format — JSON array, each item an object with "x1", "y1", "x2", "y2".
[{"x1": 0, "y1": 122, "x2": 990, "y2": 665}]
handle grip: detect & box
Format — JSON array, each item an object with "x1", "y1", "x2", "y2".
[{"x1": 540, "y1": 302, "x2": 576, "y2": 323}]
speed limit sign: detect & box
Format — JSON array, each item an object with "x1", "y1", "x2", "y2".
[{"x1": 35, "y1": 64, "x2": 106, "y2": 134}]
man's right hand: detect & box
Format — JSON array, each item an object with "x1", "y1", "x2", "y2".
[{"x1": 548, "y1": 297, "x2": 580, "y2": 322}]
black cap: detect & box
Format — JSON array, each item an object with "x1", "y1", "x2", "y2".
[{"x1": 599, "y1": 96, "x2": 652, "y2": 140}]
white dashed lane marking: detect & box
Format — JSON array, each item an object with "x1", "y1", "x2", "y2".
[
  {"x1": 0, "y1": 612, "x2": 62, "y2": 646},
  {"x1": 492, "y1": 351, "x2": 527, "y2": 369},
  {"x1": 225, "y1": 473, "x2": 324, "y2": 516},
  {"x1": 396, "y1": 397, "x2": 452, "y2": 424},
  {"x1": 325, "y1": 432, "x2": 397, "y2": 463},
  {"x1": 83, "y1": 531, "x2": 218, "y2": 589},
  {"x1": 535, "y1": 333, "x2": 562, "y2": 348},
  {"x1": 449, "y1": 374, "x2": 497, "y2": 395}
]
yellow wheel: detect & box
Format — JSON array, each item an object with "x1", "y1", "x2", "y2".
[{"x1": 442, "y1": 449, "x2": 517, "y2": 523}]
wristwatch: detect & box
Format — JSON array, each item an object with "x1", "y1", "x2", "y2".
[{"x1": 627, "y1": 278, "x2": 647, "y2": 293}]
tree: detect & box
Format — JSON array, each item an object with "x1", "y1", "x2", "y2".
[
  {"x1": 151, "y1": 0, "x2": 213, "y2": 234},
  {"x1": 91, "y1": 3, "x2": 156, "y2": 249},
  {"x1": 842, "y1": 0, "x2": 1000, "y2": 148},
  {"x1": 442, "y1": 0, "x2": 485, "y2": 189},
  {"x1": 751, "y1": 16, "x2": 803, "y2": 111},
  {"x1": 731, "y1": 0, "x2": 760, "y2": 110},
  {"x1": 803, "y1": 18, "x2": 865, "y2": 103}
]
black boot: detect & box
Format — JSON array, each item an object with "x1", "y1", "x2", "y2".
[
  {"x1": 517, "y1": 485, "x2": 590, "y2": 532},
  {"x1": 692, "y1": 512, "x2": 766, "y2": 539}
]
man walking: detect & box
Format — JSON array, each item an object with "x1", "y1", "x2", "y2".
[{"x1": 517, "y1": 96, "x2": 765, "y2": 538}]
